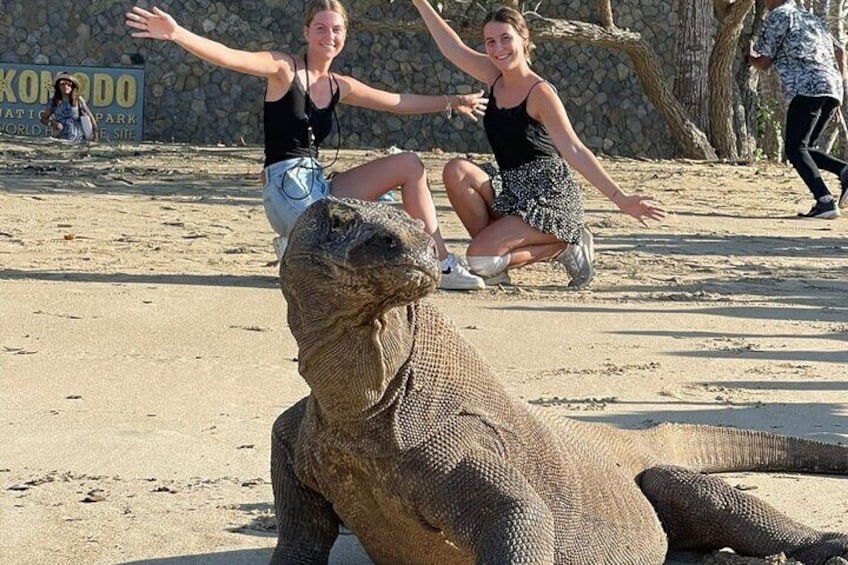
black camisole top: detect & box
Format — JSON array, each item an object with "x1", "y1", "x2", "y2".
[
  {"x1": 263, "y1": 57, "x2": 340, "y2": 168},
  {"x1": 483, "y1": 76, "x2": 558, "y2": 170}
]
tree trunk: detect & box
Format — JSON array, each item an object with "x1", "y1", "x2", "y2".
[
  {"x1": 674, "y1": 0, "x2": 714, "y2": 134},
  {"x1": 708, "y1": 0, "x2": 756, "y2": 160},
  {"x1": 742, "y1": 0, "x2": 784, "y2": 161},
  {"x1": 733, "y1": 65, "x2": 759, "y2": 161},
  {"x1": 733, "y1": 0, "x2": 764, "y2": 161},
  {"x1": 823, "y1": 0, "x2": 848, "y2": 160},
  {"x1": 758, "y1": 71, "x2": 785, "y2": 161}
]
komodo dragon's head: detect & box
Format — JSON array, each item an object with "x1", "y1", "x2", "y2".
[
  {"x1": 280, "y1": 197, "x2": 440, "y2": 314},
  {"x1": 280, "y1": 198, "x2": 441, "y2": 418}
]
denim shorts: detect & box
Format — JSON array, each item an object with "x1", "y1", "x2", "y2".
[{"x1": 262, "y1": 157, "x2": 331, "y2": 237}]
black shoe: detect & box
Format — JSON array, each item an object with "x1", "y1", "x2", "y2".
[
  {"x1": 840, "y1": 166, "x2": 848, "y2": 209},
  {"x1": 798, "y1": 198, "x2": 840, "y2": 219}
]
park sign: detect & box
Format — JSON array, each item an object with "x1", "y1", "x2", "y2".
[{"x1": 0, "y1": 63, "x2": 144, "y2": 142}]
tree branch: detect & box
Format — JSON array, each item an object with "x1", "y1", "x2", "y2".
[{"x1": 597, "y1": 0, "x2": 615, "y2": 28}]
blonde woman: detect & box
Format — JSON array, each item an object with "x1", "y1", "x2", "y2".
[{"x1": 126, "y1": 1, "x2": 488, "y2": 290}]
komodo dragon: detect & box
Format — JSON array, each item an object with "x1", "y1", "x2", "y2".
[{"x1": 270, "y1": 196, "x2": 848, "y2": 565}]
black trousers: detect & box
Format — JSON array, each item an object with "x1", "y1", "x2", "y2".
[{"x1": 784, "y1": 95, "x2": 847, "y2": 200}]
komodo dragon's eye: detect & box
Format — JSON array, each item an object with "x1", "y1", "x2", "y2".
[
  {"x1": 377, "y1": 234, "x2": 398, "y2": 249},
  {"x1": 363, "y1": 232, "x2": 399, "y2": 252}
]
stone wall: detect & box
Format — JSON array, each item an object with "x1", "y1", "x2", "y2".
[{"x1": 0, "y1": 0, "x2": 679, "y2": 158}]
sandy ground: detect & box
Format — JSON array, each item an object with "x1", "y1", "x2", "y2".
[{"x1": 1, "y1": 134, "x2": 846, "y2": 565}]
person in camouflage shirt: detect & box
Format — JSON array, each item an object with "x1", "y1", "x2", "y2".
[{"x1": 749, "y1": 0, "x2": 848, "y2": 219}]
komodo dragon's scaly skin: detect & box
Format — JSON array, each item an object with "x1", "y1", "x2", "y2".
[{"x1": 270, "y1": 197, "x2": 848, "y2": 565}]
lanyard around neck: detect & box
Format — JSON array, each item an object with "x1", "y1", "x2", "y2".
[
  {"x1": 301, "y1": 53, "x2": 339, "y2": 166},
  {"x1": 304, "y1": 53, "x2": 315, "y2": 147}
]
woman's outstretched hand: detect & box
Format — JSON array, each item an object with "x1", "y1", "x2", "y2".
[
  {"x1": 454, "y1": 90, "x2": 488, "y2": 121},
  {"x1": 615, "y1": 193, "x2": 666, "y2": 226},
  {"x1": 125, "y1": 6, "x2": 179, "y2": 40}
]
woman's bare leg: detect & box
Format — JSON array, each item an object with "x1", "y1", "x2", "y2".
[
  {"x1": 331, "y1": 152, "x2": 451, "y2": 259},
  {"x1": 468, "y1": 215, "x2": 566, "y2": 269},
  {"x1": 442, "y1": 157, "x2": 496, "y2": 238}
]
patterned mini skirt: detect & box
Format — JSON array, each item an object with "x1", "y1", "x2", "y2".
[{"x1": 481, "y1": 157, "x2": 584, "y2": 244}]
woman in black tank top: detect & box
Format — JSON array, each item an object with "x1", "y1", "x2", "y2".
[
  {"x1": 126, "y1": 1, "x2": 491, "y2": 290},
  {"x1": 412, "y1": 2, "x2": 666, "y2": 289}
]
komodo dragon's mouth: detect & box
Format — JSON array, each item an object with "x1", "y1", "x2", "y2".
[
  {"x1": 348, "y1": 261, "x2": 440, "y2": 288},
  {"x1": 381, "y1": 263, "x2": 440, "y2": 285},
  {"x1": 282, "y1": 254, "x2": 440, "y2": 287}
]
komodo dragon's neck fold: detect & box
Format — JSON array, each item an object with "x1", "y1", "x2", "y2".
[{"x1": 289, "y1": 294, "x2": 415, "y2": 422}]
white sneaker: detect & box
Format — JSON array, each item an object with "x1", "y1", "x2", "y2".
[
  {"x1": 439, "y1": 254, "x2": 485, "y2": 290},
  {"x1": 272, "y1": 236, "x2": 288, "y2": 260},
  {"x1": 559, "y1": 228, "x2": 594, "y2": 289}
]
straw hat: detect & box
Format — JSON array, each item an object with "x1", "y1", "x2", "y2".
[{"x1": 53, "y1": 72, "x2": 80, "y2": 90}]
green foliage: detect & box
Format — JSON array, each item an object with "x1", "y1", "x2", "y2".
[
  {"x1": 757, "y1": 104, "x2": 781, "y2": 136},
  {"x1": 754, "y1": 96, "x2": 784, "y2": 161}
]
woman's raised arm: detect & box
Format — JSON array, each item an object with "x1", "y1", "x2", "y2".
[
  {"x1": 126, "y1": 6, "x2": 290, "y2": 79},
  {"x1": 530, "y1": 84, "x2": 666, "y2": 225},
  {"x1": 410, "y1": 0, "x2": 499, "y2": 85},
  {"x1": 336, "y1": 75, "x2": 487, "y2": 120}
]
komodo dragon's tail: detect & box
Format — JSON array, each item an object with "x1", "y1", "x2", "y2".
[{"x1": 635, "y1": 422, "x2": 848, "y2": 474}]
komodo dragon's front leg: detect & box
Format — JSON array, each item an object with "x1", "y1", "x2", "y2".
[
  {"x1": 269, "y1": 409, "x2": 340, "y2": 565},
  {"x1": 404, "y1": 449, "x2": 556, "y2": 564},
  {"x1": 640, "y1": 465, "x2": 848, "y2": 565}
]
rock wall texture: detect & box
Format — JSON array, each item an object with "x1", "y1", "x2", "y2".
[{"x1": 0, "y1": 1, "x2": 680, "y2": 157}]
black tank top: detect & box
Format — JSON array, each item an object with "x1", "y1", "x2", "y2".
[
  {"x1": 483, "y1": 77, "x2": 558, "y2": 170},
  {"x1": 263, "y1": 57, "x2": 340, "y2": 168}
]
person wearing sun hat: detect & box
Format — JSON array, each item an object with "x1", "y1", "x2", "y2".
[
  {"x1": 39, "y1": 72, "x2": 98, "y2": 143},
  {"x1": 53, "y1": 71, "x2": 80, "y2": 90}
]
